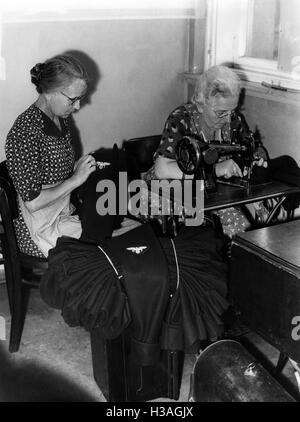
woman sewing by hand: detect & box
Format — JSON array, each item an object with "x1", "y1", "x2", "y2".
[{"x1": 5, "y1": 54, "x2": 138, "y2": 258}]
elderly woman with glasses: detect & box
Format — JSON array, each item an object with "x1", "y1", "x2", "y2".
[
  {"x1": 134, "y1": 65, "x2": 254, "y2": 347},
  {"x1": 146, "y1": 65, "x2": 244, "y2": 182},
  {"x1": 131, "y1": 65, "x2": 269, "y2": 347},
  {"x1": 5, "y1": 54, "x2": 138, "y2": 258},
  {"x1": 143, "y1": 65, "x2": 267, "y2": 237}
]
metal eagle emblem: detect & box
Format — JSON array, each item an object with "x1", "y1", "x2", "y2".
[
  {"x1": 96, "y1": 161, "x2": 111, "y2": 170},
  {"x1": 126, "y1": 246, "x2": 147, "y2": 255}
]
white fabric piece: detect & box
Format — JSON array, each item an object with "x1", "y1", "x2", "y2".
[{"x1": 18, "y1": 193, "x2": 82, "y2": 257}]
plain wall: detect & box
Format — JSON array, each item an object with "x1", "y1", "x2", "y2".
[
  {"x1": 0, "y1": 18, "x2": 189, "y2": 160},
  {"x1": 242, "y1": 94, "x2": 300, "y2": 164}
]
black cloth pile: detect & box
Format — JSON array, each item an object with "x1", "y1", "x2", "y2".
[
  {"x1": 159, "y1": 225, "x2": 229, "y2": 353},
  {"x1": 40, "y1": 223, "x2": 229, "y2": 359},
  {"x1": 40, "y1": 223, "x2": 170, "y2": 366},
  {"x1": 269, "y1": 155, "x2": 300, "y2": 210},
  {"x1": 40, "y1": 235, "x2": 131, "y2": 339},
  {"x1": 251, "y1": 155, "x2": 300, "y2": 210}
]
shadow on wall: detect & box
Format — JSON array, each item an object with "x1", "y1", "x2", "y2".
[
  {"x1": 0, "y1": 343, "x2": 99, "y2": 402},
  {"x1": 221, "y1": 61, "x2": 248, "y2": 111},
  {"x1": 63, "y1": 50, "x2": 102, "y2": 159}
]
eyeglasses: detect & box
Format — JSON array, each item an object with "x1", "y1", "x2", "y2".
[
  {"x1": 60, "y1": 91, "x2": 86, "y2": 106},
  {"x1": 212, "y1": 109, "x2": 236, "y2": 119}
]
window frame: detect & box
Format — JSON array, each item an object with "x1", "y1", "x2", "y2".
[{"x1": 205, "y1": 0, "x2": 300, "y2": 92}]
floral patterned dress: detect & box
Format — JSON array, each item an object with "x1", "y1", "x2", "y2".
[{"x1": 142, "y1": 102, "x2": 250, "y2": 236}]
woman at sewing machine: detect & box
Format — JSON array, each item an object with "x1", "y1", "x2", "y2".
[{"x1": 144, "y1": 65, "x2": 268, "y2": 237}]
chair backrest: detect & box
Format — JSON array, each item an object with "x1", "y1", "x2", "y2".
[
  {"x1": 0, "y1": 160, "x2": 24, "y2": 290},
  {"x1": 0, "y1": 164, "x2": 46, "y2": 353},
  {"x1": 0, "y1": 180, "x2": 20, "y2": 262},
  {"x1": 0, "y1": 163, "x2": 47, "y2": 287},
  {"x1": 0, "y1": 161, "x2": 19, "y2": 220},
  {"x1": 0, "y1": 160, "x2": 19, "y2": 256},
  {"x1": 123, "y1": 135, "x2": 161, "y2": 181},
  {"x1": 0, "y1": 185, "x2": 22, "y2": 302}
]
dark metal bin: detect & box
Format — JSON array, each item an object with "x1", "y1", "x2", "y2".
[{"x1": 189, "y1": 340, "x2": 295, "y2": 402}]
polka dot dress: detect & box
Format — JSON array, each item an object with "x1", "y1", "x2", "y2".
[{"x1": 5, "y1": 104, "x2": 75, "y2": 257}]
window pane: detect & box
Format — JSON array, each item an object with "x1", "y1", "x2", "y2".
[
  {"x1": 246, "y1": 0, "x2": 280, "y2": 60},
  {"x1": 278, "y1": 0, "x2": 300, "y2": 73}
]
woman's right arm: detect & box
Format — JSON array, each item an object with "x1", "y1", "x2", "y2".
[
  {"x1": 153, "y1": 107, "x2": 194, "y2": 180},
  {"x1": 24, "y1": 154, "x2": 96, "y2": 213},
  {"x1": 154, "y1": 155, "x2": 193, "y2": 180},
  {"x1": 214, "y1": 159, "x2": 243, "y2": 179}
]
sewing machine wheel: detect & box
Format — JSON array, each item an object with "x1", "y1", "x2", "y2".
[{"x1": 176, "y1": 136, "x2": 200, "y2": 175}]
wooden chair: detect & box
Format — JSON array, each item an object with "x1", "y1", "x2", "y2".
[{"x1": 0, "y1": 161, "x2": 47, "y2": 352}]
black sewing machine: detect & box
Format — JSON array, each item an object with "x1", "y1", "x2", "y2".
[{"x1": 175, "y1": 112, "x2": 267, "y2": 193}]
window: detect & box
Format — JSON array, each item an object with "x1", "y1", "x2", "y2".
[
  {"x1": 246, "y1": 0, "x2": 280, "y2": 60},
  {"x1": 206, "y1": 0, "x2": 300, "y2": 91}
]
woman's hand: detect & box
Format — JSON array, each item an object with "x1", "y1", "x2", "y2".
[
  {"x1": 252, "y1": 154, "x2": 268, "y2": 169},
  {"x1": 215, "y1": 159, "x2": 243, "y2": 179},
  {"x1": 112, "y1": 218, "x2": 142, "y2": 237},
  {"x1": 250, "y1": 146, "x2": 268, "y2": 170},
  {"x1": 23, "y1": 155, "x2": 96, "y2": 213},
  {"x1": 72, "y1": 154, "x2": 96, "y2": 186}
]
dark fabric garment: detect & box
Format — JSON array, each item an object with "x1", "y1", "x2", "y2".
[
  {"x1": 76, "y1": 144, "x2": 126, "y2": 242},
  {"x1": 40, "y1": 223, "x2": 170, "y2": 366},
  {"x1": 269, "y1": 155, "x2": 300, "y2": 210},
  {"x1": 40, "y1": 236, "x2": 131, "y2": 339},
  {"x1": 251, "y1": 155, "x2": 300, "y2": 209},
  {"x1": 159, "y1": 225, "x2": 229, "y2": 353},
  {"x1": 41, "y1": 222, "x2": 229, "y2": 359},
  {"x1": 106, "y1": 223, "x2": 170, "y2": 365}
]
